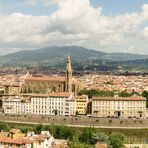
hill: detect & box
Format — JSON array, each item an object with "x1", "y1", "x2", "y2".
[{"x1": 0, "y1": 46, "x2": 148, "y2": 67}]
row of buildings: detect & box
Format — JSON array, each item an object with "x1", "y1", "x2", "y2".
[
  {"x1": 2, "y1": 92, "x2": 146, "y2": 118},
  {"x1": 2, "y1": 93, "x2": 88, "y2": 116},
  {"x1": 0, "y1": 56, "x2": 147, "y2": 118}
]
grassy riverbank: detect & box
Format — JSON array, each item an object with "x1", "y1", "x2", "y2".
[
  {"x1": 1, "y1": 121, "x2": 148, "y2": 139},
  {"x1": 0, "y1": 121, "x2": 148, "y2": 145}
]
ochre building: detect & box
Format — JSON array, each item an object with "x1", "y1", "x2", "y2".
[{"x1": 75, "y1": 95, "x2": 89, "y2": 115}]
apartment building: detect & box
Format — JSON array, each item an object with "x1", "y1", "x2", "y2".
[
  {"x1": 92, "y1": 96, "x2": 146, "y2": 118},
  {"x1": 75, "y1": 95, "x2": 89, "y2": 114},
  {"x1": 31, "y1": 92, "x2": 76, "y2": 116},
  {"x1": 2, "y1": 92, "x2": 76, "y2": 116},
  {"x1": 2, "y1": 83, "x2": 20, "y2": 95},
  {"x1": 3, "y1": 97, "x2": 31, "y2": 114}
]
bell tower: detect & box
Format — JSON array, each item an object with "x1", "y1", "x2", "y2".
[{"x1": 65, "y1": 55, "x2": 72, "y2": 92}]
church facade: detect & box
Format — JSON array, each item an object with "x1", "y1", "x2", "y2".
[{"x1": 21, "y1": 56, "x2": 83, "y2": 95}]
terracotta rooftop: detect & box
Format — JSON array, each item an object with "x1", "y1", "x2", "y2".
[
  {"x1": 26, "y1": 76, "x2": 65, "y2": 81},
  {"x1": 0, "y1": 137, "x2": 35, "y2": 145},
  {"x1": 0, "y1": 131, "x2": 50, "y2": 145},
  {"x1": 31, "y1": 94, "x2": 49, "y2": 97},
  {"x1": 95, "y1": 143, "x2": 108, "y2": 148},
  {"x1": 2, "y1": 82, "x2": 20, "y2": 87},
  {"x1": 32, "y1": 92, "x2": 72, "y2": 97},
  {"x1": 92, "y1": 96, "x2": 146, "y2": 101},
  {"x1": 75, "y1": 95, "x2": 88, "y2": 99},
  {"x1": 36, "y1": 134, "x2": 49, "y2": 141}
]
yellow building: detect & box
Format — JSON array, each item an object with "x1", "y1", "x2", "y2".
[
  {"x1": 75, "y1": 95, "x2": 89, "y2": 115},
  {"x1": 92, "y1": 96, "x2": 146, "y2": 118}
]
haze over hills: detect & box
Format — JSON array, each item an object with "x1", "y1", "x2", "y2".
[{"x1": 0, "y1": 46, "x2": 148, "y2": 67}]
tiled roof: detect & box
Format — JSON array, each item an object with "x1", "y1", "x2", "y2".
[
  {"x1": 0, "y1": 137, "x2": 35, "y2": 145},
  {"x1": 36, "y1": 134, "x2": 48, "y2": 141},
  {"x1": 32, "y1": 92, "x2": 72, "y2": 97},
  {"x1": 75, "y1": 95, "x2": 88, "y2": 99},
  {"x1": 26, "y1": 76, "x2": 65, "y2": 81},
  {"x1": 0, "y1": 133, "x2": 50, "y2": 145},
  {"x1": 92, "y1": 96, "x2": 146, "y2": 101},
  {"x1": 95, "y1": 143, "x2": 107, "y2": 148}
]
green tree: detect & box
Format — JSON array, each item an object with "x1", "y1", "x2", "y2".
[
  {"x1": 108, "y1": 132, "x2": 126, "y2": 148},
  {"x1": 69, "y1": 141, "x2": 92, "y2": 148},
  {"x1": 91, "y1": 132, "x2": 108, "y2": 144},
  {"x1": 79, "y1": 127, "x2": 97, "y2": 144},
  {"x1": 142, "y1": 91, "x2": 148, "y2": 107},
  {"x1": 78, "y1": 89, "x2": 114, "y2": 99},
  {"x1": 27, "y1": 87, "x2": 32, "y2": 93},
  {"x1": 119, "y1": 90, "x2": 139, "y2": 97},
  {"x1": 34, "y1": 124, "x2": 43, "y2": 134},
  {"x1": 142, "y1": 91, "x2": 148, "y2": 99},
  {"x1": 0, "y1": 123, "x2": 10, "y2": 131},
  {"x1": 20, "y1": 127, "x2": 29, "y2": 133},
  {"x1": 68, "y1": 129, "x2": 89, "y2": 148},
  {"x1": 44, "y1": 124, "x2": 56, "y2": 136},
  {"x1": 119, "y1": 90, "x2": 131, "y2": 97},
  {"x1": 46, "y1": 125, "x2": 77, "y2": 140}
]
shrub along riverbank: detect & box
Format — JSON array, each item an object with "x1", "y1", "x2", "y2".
[{"x1": 1, "y1": 122, "x2": 146, "y2": 148}]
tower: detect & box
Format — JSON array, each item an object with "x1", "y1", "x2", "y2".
[{"x1": 65, "y1": 55, "x2": 72, "y2": 92}]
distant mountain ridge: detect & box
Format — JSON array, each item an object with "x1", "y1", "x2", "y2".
[{"x1": 0, "y1": 46, "x2": 148, "y2": 66}]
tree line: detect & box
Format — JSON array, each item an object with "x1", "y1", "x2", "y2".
[
  {"x1": 0, "y1": 122, "x2": 126, "y2": 148},
  {"x1": 78, "y1": 89, "x2": 140, "y2": 98}
]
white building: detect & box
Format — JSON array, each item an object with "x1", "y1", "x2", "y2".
[
  {"x1": 65, "y1": 98, "x2": 76, "y2": 116},
  {"x1": 31, "y1": 92, "x2": 76, "y2": 116},
  {"x1": 2, "y1": 92, "x2": 76, "y2": 116},
  {"x1": 3, "y1": 96, "x2": 31, "y2": 114},
  {"x1": 92, "y1": 96, "x2": 146, "y2": 118}
]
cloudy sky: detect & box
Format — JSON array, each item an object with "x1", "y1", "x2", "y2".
[{"x1": 0, "y1": 0, "x2": 148, "y2": 55}]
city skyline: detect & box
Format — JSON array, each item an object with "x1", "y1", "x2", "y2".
[{"x1": 0, "y1": 0, "x2": 147, "y2": 55}]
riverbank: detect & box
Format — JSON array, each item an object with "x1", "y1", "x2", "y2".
[
  {"x1": 0, "y1": 114, "x2": 148, "y2": 128},
  {"x1": 1, "y1": 119, "x2": 148, "y2": 130},
  {"x1": 0, "y1": 120, "x2": 148, "y2": 145}
]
